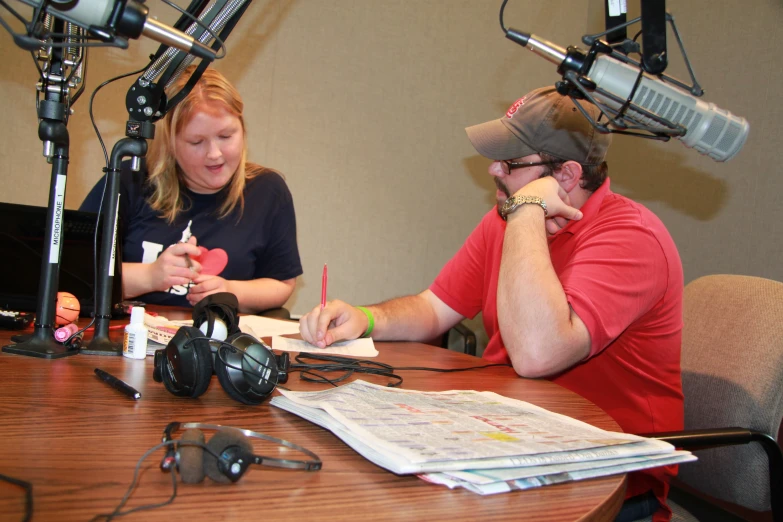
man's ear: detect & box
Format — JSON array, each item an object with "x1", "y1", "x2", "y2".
[{"x1": 553, "y1": 161, "x2": 583, "y2": 192}]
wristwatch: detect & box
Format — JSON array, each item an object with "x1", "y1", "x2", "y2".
[{"x1": 499, "y1": 195, "x2": 548, "y2": 221}]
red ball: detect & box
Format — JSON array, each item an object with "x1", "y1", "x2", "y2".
[{"x1": 55, "y1": 292, "x2": 80, "y2": 326}]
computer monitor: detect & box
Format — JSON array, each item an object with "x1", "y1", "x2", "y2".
[{"x1": 0, "y1": 201, "x2": 123, "y2": 317}]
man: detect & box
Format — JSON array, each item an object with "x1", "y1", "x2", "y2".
[{"x1": 299, "y1": 87, "x2": 684, "y2": 521}]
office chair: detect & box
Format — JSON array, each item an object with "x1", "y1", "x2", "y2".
[
  {"x1": 640, "y1": 274, "x2": 783, "y2": 522},
  {"x1": 259, "y1": 307, "x2": 291, "y2": 320}
]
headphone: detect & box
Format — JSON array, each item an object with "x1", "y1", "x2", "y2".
[
  {"x1": 192, "y1": 292, "x2": 241, "y2": 340},
  {"x1": 152, "y1": 327, "x2": 290, "y2": 405},
  {"x1": 160, "y1": 422, "x2": 322, "y2": 484}
]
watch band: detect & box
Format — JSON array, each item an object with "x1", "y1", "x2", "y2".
[{"x1": 500, "y1": 195, "x2": 548, "y2": 221}]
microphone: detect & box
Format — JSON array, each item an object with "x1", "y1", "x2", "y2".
[
  {"x1": 506, "y1": 29, "x2": 749, "y2": 162},
  {"x1": 38, "y1": 0, "x2": 217, "y2": 61},
  {"x1": 192, "y1": 292, "x2": 240, "y2": 342}
]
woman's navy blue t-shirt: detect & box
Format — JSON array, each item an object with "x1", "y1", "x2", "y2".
[{"x1": 80, "y1": 165, "x2": 302, "y2": 307}]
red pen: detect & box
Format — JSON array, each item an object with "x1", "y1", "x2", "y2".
[{"x1": 321, "y1": 263, "x2": 328, "y2": 309}]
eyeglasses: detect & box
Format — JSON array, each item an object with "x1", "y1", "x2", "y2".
[{"x1": 501, "y1": 160, "x2": 560, "y2": 174}]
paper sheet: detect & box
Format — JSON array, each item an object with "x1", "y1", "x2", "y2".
[
  {"x1": 272, "y1": 336, "x2": 378, "y2": 358},
  {"x1": 142, "y1": 314, "x2": 375, "y2": 357},
  {"x1": 146, "y1": 339, "x2": 166, "y2": 356},
  {"x1": 238, "y1": 315, "x2": 301, "y2": 337}
]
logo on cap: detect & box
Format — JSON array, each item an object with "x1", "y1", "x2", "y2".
[{"x1": 505, "y1": 96, "x2": 528, "y2": 119}]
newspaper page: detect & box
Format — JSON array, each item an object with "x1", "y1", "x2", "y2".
[
  {"x1": 422, "y1": 451, "x2": 697, "y2": 495},
  {"x1": 271, "y1": 380, "x2": 677, "y2": 475}
]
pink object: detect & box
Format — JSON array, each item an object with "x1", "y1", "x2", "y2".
[
  {"x1": 54, "y1": 323, "x2": 79, "y2": 342},
  {"x1": 191, "y1": 246, "x2": 228, "y2": 275},
  {"x1": 321, "y1": 264, "x2": 328, "y2": 309}
]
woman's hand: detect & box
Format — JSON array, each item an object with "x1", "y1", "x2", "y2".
[
  {"x1": 187, "y1": 274, "x2": 232, "y2": 306},
  {"x1": 148, "y1": 236, "x2": 202, "y2": 291}
]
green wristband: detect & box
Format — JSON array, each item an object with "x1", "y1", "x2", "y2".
[{"x1": 356, "y1": 306, "x2": 374, "y2": 338}]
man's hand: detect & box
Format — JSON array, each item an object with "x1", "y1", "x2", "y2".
[
  {"x1": 187, "y1": 274, "x2": 232, "y2": 306},
  {"x1": 500, "y1": 176, "x2": 592, "y2": 377},
  {"x1": 299, "y1": 300, "x2": 369, "y2": 348},
  {"x1": 545, "y1": 216, "x2": 570, "y2": 236},
  {"x1": 149, "y1": 236, "x2": 202, "y2": 291},
  {"x1": 516, "y1": 177, "x2": 583, "y2": 223}
]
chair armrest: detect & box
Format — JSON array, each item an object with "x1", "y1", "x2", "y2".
[
  {"x1": 641, "y1": 427, "x2": 756, "y2": 449},
  {"x1": 441, "y1": 322, "x2": 477, "y2": 356},
  {"x1": 639, "y1": 428, "x2": 783, "y2": 522}
]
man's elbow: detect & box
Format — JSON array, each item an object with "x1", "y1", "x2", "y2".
[
  {"x1": 510, "y1": 357, "x2": 559, "y2": 379},
  {"x1": 507, "y1": 339, "x2": 588, "y2": 379}
]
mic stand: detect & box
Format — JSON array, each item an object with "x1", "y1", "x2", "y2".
[
  {"x1": 3, "y1": 33, "x2": 77, "y2": 359},
  {"x1": 581, "y1": 11, "x2": 703, "y2": 96},
  {"x1": 82, "y1": 136, "x2": 148, "y2": 355}
]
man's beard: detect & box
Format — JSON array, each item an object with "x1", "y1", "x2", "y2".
[
  {"x1": 495, "y1": 178, "x2": 511, "y2": 198},
  {"x1": 495, "y1": 178, "x2": 511, "y2": 218}
]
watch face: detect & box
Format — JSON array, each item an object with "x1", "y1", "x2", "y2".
[{"x1": 501, "y1": 197, "x2": 518, "y2": 218}]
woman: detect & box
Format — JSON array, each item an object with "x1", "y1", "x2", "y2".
[{"x1": 80, "y1": 66, "x2": 302, "y2": 313}]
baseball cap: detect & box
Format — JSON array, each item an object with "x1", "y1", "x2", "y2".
[{"x1": 465, "y1": 86, "x2": 611, "y2": 165}]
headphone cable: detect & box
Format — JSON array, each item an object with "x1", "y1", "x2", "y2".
[
  {"x1": 91, "y1": 440, "x2": 224, "y2": 522},
  {"x1": 289, "y1": 353, "x2": 511, "y2": 388},
  {"x1": 0, "y1": 473, "x2": 32, "y2": 522}
]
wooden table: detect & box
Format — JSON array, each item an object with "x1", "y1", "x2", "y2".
[{"x1": 0, "y1": 310, "x2": 625, "y2": 521}]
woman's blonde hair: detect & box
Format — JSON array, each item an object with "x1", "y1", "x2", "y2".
[{"x1": 146, "y1": 66, "x2": 264, "y2": 223}]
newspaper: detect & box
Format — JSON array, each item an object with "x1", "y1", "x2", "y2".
[
  {"x1": 436, "y1": 450, "x2": 696, "y2": 485},
  {"x1": 142, "y1": 313, "x2": 303, "y2": 356},
  {"x1": 270, "y1": 380, "x2": 687, "y2": 476},
  {"x1": 143, "y1": 314, "x2": 303, "y2": 347},
  {"x1": 422, "y1": 451, "x2": 696, "y2": 495},
  {"x1": 144, "y1": 313, "x2": 190, "y2": 345}
]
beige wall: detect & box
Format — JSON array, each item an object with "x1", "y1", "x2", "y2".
[{"x1": 1, "y1": 0, "x2": 781, "y2": 351}]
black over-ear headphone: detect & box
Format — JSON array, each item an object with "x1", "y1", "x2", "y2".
[
  {"x1": 160, "y1": 422, "x2": 322, "y2": 484},
  {"x1": 152, "y1": 327, "x2": 290, "y2": 405},
  {"x1": 192, "y1": 292, "x2": 241, "y2": 339}
]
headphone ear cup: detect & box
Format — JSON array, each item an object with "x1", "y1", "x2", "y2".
[
  {"x1": 179, "y1": 327, "x2": 214, "y2": 399},
  {"x1": 159, "y1": 361, "x2": 187, "y2": 396},
  {"x1": 158, "y1": 327, "x2": 214, "y2": 398},
  {"x1": 214, "y1": 333, "x2": 277, "y2": 405},
  {"x1": 203, "y1": 428, "x2": 253, "y2": 484},
  {"x1": 178, "y1": 429, "x2": 206, "y2": 484},
  {"x1": 214, "y1": 355, "x2": 262, "y2": 405},
  {"x1": 188, "y1": 340, "x2": 214, "y2": 399}
]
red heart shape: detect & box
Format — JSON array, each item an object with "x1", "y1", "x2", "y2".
[{"x1": 191, "y1": 246, "x2": 228, "y2": 276}]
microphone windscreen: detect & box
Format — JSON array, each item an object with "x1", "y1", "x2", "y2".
[
  {"x1": 179, "y1": 429, "x2": 206, "y2": 484},
  {"x1": 49, "y1": 0, "x2": 115, "y2": 28},
  {"x1": 203, "y1": 428, "x2": 253, "y2": 484}
]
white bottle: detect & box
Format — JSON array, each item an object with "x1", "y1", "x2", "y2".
[{"x1": 123, "y1": 307, "x2": 148, "y2": 360}]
